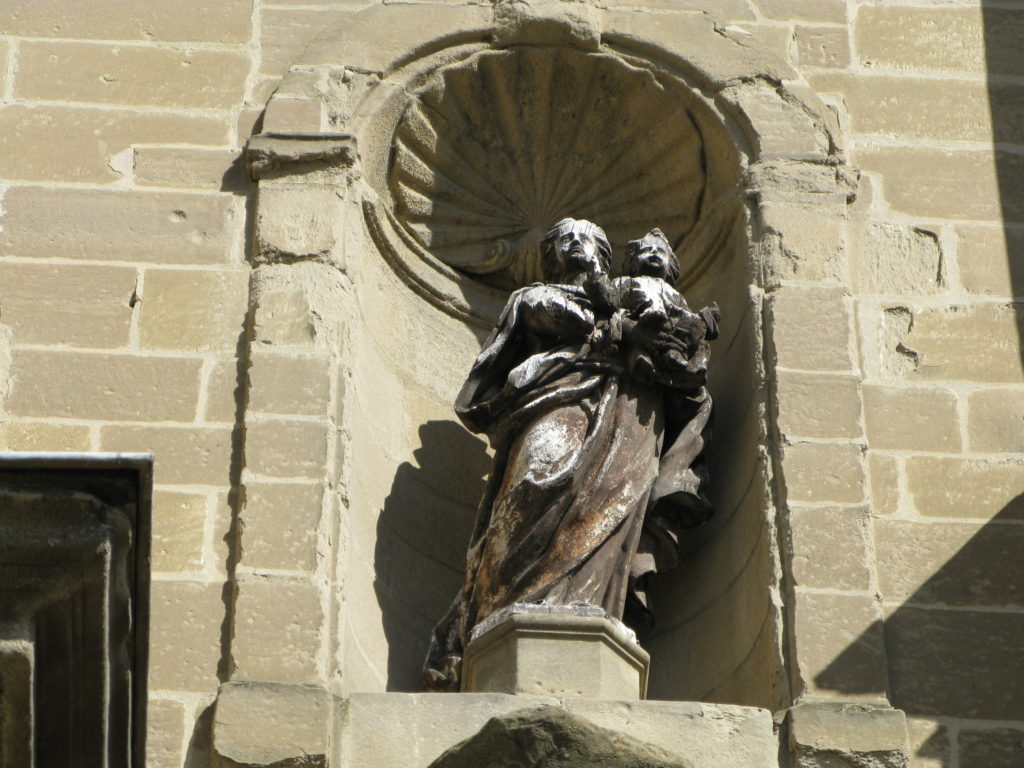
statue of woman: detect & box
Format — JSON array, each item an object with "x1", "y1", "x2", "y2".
[{"x1": 423, "y1": 218, "x2": 717, "y2": 691}]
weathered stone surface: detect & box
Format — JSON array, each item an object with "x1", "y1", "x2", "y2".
[
  {"x1": 135, "y1": 147, "x2": 246, "y2": 191},
  {"x1": 795, "y1": 26, "x2": 850, "y2": 69},
  {"x1": 101, "y1": 425, "x2": 235, "y2": 485},
  {"x1": 876, "y1": 519, "x2": 1024, "y2": 608},
  {"x1": 258, "y1": 8, "x2": 350, "y2": 77},
  {"x1": 776, "y1": 371, "x2": 862, "y2": 439},
  {"x1": 0, "y1": 186, "x2": 237, "y2": 263},
  {"x1": 769, "y1": 285, "x2": 853, "y2": 372},
  {"x1": 759, "y1": 205, "x2": 845, "y2": 285},
  {"x1": 967, "y1": 388, "x2": 1024, "y2": 452},
  {"x1": 17, "y1": 42, "x2": 250, "y2": 109},
  {"x1": 795, "y1": 591, "x2": 888, "y2": 700},
  {"x1": 248, "y1": 354, "x2": 332, "y2": 417},
  {"x1": 906, "y1": 456, "x2": 1024, "y2": 520},
  {"x1": 232, "y1": 578, "x2": 323, "y2": 682},
  {"x1": 722, "y1": 83, "x2": 831, "y2": 158},
  {"x1": 957, "y1": 224, "x2": 1024, "y2": 298},
  {"x1": 782, "y1": 442, "x2": 865, "y2": 504},
  {"x1": 789, "y1": 506, "x2": 871, "y2": 591},
  {"x1": 886, "y1": 606, "x2": 1024, "y2": 719},
  {"x1": 261, "y1": 97, "x2": 322, "y2": 134},
  {"x1": 244, "y1": 419, "x2": 329, "y2": 479},
  {"x1": 7, "y1": 350, "x2": 202, "y2": 421},
  {"x1": 146, "y1": 699, "x2": 186, "y2": 768},
  {"x1": 139, "y1": 268, "x2": 248, "y2": 352},
  {"x1": 0, "y1": 0, "x2": 252, "y2": 42},
  {"x1": 153, "y1": 490, "x2": 208, "y2": 573},
  {"x1": 788, "y1": 702, "x2": 909, "y2": 768},
  {"x1": 863, "y1": 385, "x2": 961, "y2": 452},
  {"x1": 212, "y1": 681, "x2": 329, "y2": 768},
  {"x1": 0, "y1": 422, "x2": 91, "y2": 452},
  {"x1": 869, "y1": 452, "x2": 901, "y2": 516},
  {"x1": 0, "y1": 262, "x2": 136, "y2": 347},
  {"x1": 428, "y1": 707, "x2": 691, "y2": 768},
  {"x1": 849, "y1": 223, "x2": 943, "y2": 295},
  {"x1": 148, "y1": 579, "x2": 225, "y2": 692},
  {"x1": 907, "y1": 718, "x2": 949, "y2": 768},
  {"x1": 757, "y1": 0, "x2": 846, "y2": 23},
  {"x1": 254, "y1": 187, "x2": 343, "y2": 264},
  {"x1": 240, "y1": 482, "x2": 323, "y2": 572},
  {"x1": 958, "y1": 727, "x2": 1024, "y2": 768},
  {"x1": 0, "y1": 105, "x2": 225, "y2": 183},
  {"x1": 204, "y1": 358, "x2": 243, "y2": 423}
]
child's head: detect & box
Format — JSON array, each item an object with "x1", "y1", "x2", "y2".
[{"x1": 624, "y1": 228, "x2": 680, "y2": 283}]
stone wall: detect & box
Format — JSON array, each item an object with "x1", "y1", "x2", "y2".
[{"x1": 0, "y1": 2, "x2": 1021, "y2": 767}]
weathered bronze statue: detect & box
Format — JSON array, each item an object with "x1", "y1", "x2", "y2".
[{"x1": 424, "y1": 218, "x2": 719, "y2": 691}]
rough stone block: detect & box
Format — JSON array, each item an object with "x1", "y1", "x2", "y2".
[
  {"x1": 875, "y1": 519, "x2": 1024, "y2": 608},
  {"x1": 148, "y1": 579, "x2": 225, "y2": 692},
  {"x1": 782, "y1": 442, "x2": 865, "y2": 504},
  {"x1": 101, "y1": 425, "x2": 235, "y2": 485},
  {"x1": 868, "y1": 452, "x2": 901, "y2": 516},
  {"x1": 886, "y1": 606, "x2": 1024, "y2": 719},
  {"x1": 261, "y1": 97, "x2": 322, "y2": 134},
  {"x1": 849, "y1": 223, "x2": 943, "y2": 295},
  {"x1": 204, "y1": 358, "x2": 243, "y2": 424},
  {"x1": 768, "y1": 285, "x2": 853, "y2": 372},
  {"x1": 17, "y1": 42, "x2": 250, "y2": 109},
  {"x1": 254, "y1": 186, "x2": 343, "y2": 264},
  {"x1": 723, "y1": 83, "x2": 830, "y2": 158},
  {"x1": 788, "y1": 702, "x2": 908, "y2": 768},
  {"x1": 248, "y1": 354, "x2": 332, "y2": 417},
  {"x1": 135, "y1": 147, "x2": 247, "y2": 192},
  {"x1": 759, "y1": 205, "x2": 845, "y2": 285},
  {"x1": 794, "y1": 591, "x2": 888, "y2": 700},
  {"x1": 245, "y1": 419, "x2": 329, "y2": 479},
  {"x1": 140, "y1": 268, "x2": 249, "y2": 352},
  {"x1": 7, "y1": 350, "x2": 202, "y2": 421},
  {"x1": 958, "y1": 726, "x2": 1024, "y2": 768},
  {"x1": 775, "y1": 371, "x2": 862, "y2": 439},
  {"x1": 968, "y1": 387, "x2": 1024, "y2": 452},
  {"x1": 152, "y1": 490, "x2": 208, "y2": 573},
  {"x1": 0, "y1": 106, "x2": 225, "y2": 184},
  {"x1": 0, "y1": 186, "x2": 237, "y2": 263},
  {"x1": 0, "y1": 0, "x2": 253, "y2": 42},
  {"x1": 252, "y1": 284, "x2": 319, "y2": 347},
  {"x1": 906, "y1": 456, "x2": 1024, "y2": 520},
  {"x1": 863, "y1": 385, "x2": 961, "y2": 452},
  {"x1": 757, "y1": 0, "x2": 846, "y2": 23},
  {"x1": 789, "y1": 506, "x2": 871, "y2": 591},
  {"x1": 0, "y1": 422, "x2": 91, "y2": 452},
  {"x1": 240, "y1": 482, "x2": 323, "y2": 572},
  {"x1": 957, "y1": 224, "x2": 1024, "y2": 298},
  {"x1": 258, "y1": 8, "x2": 350, "y2": 77},
  {"x1": 232, "y1": 578, "x2": 323, "y2": 682},
  {"x1": 146, "y1": 699, "x2": 186, "y2": 768},
  {"x1": 0, "y1": 262, "x2": 136, "y2": 347},
  {"x1": 795, "y1": 26, "x2": 850, "y2": 69}
]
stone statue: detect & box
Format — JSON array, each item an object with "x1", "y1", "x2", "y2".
[{"x1": 424, "y1": 218, "x2": 719, "y2": 691}]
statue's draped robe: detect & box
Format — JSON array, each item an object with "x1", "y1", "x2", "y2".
[{"x1": 424, "y1": 283, "x2": 714, "y2": 691}]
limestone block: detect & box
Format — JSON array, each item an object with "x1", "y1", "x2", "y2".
[
  {"x1": 795, "y1": 26, "x2": 850, "y2": 69},
  {"x1": 906, "y1": 718, "x2": 949, "y2": 768},
  {"x1": 849, "y1": 223, "x2": 943, "y2": 295},
  {"x1": 0, "y1": 0, "x2": 253, "y2": 42},
  {"x1": 776, "y1": 371, "x2": 862, "y2": 439},
  {"x1": 757, "y1": 0, "x2": 846, "y2": 23},
  {"x1": 788, "y1": 702, "x2": 909, "y2": 768},
  {"x1": 146, "y1": 699, "x2": 186, "y2": 768},
  {"x1": 0, "y1": 262, "x2": 136, "y2": 348},
  {"x1": 722, "y1": 83, "x2": 831, "y2": 158},
  {"x1": 967, "y1": 388, "x2": 1024, "y2": 452},
  {"x1": 232, "y1": 578, "x2": 323, "y2": 682},
  {"x1": 768, "y1": 285, "x2": 853, "y2": 372},
  {"x1": 759, "y1": 205, "x2": 845, "y2": 285},
  {"x1": 0, "y1": 40, "x2": 8, "y2": 95},
  {"x1": 134, "y1": 147, "x2": 247, "y2": 192},
  {"x1": 462, "y1": 606, "x2": 649, "y2": 700},
  {"x1": 101, "y1": 425, "x2": 235, "y2": 485},
  {"x1": 254, "y1": 187, "x2": 345, "y2": 265},
  {"x1": 258, "y1": 9, "x2": 350, "y2": 77},
  {"x1": 0, "y1": 186, "x2": 237, "y2": 263},
  {"x1": 862, "y1": 385, "x2": 961, "y2": 453},
  {"x1": 781, "y1": 442, "x2": 865, "y2": 504},
  {"x1": 789, "y1": 506, "x2": 871, "y2": 591},
  {"x1": 875, "y1": 519, "x2": 1024, "y2": 608},
  {"x1": 252, "y1": 283, "x2": 318, "y2": 348},
  {"x1": 957, "y1": 224, "x2": 1024, "y2": 298},
  {"x1": 17, "y1": 42, "x2": 250, "y2": 109},
  {"x1": 906, "y1": 456, "x2": 1024, "y2": 520},
  {"x1": 261, "y1": 97, "x2": 322, "y2": 134},
  {"x1": 244, "y1": 419, "x2": 329, "y2": 479},
  {"x1": 0, "y1": 422, "x2": 91, "y2": 452},
  {"x1": 212, "y1": 681, "x2": 330, "y2": 768},
  {"x1": 958, "y1": 727, "x2": 1024, "y2": 768},
  {"x1": 204, "y1": 358, "x2": 243, "y2": 423},
  {"x1": 868, "y1": 452, "x2": 900, "y2": 516},
  {"x1": 240, "y1": 482, "x2": 323, "y2": 572},
  {"x1": 139, "y1": 268, "x2": 249, "y2": 352},
  {"x1": 7, "y1": 350, "x2": 202, "y2": 422},
  {"x1": 886, "y1": 606, "x2": 1024, "y2": 719},
  {"x1": 148, "y1": 580, "x2": 225, "y2": 692},
  {"x1": 606, "y1": 0, "x2": 754, "y2": 17},
  {"x1": 153, "y1": 490, "x2": 208, "y2": 573},
  {"x1": 795, "y1": 590, "x2": 888, "y2": 699},
  {"x1": 0, "y1": 106, "x2": 225, "y2": 184}
]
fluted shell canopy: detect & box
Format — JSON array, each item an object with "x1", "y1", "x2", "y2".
[{"x1": 388, "y1": 47, "x2": 707, "y2": 289}]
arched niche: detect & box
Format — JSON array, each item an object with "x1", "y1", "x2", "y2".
[{"x1": 242, "y1": 1, "x2": 856, "y2": 710}]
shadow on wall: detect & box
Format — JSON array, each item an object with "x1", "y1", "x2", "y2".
[{"x1": 374, "y1": 419, "x2": 489, "y2": 691}]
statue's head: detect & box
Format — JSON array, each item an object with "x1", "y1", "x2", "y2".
[
  {"x1": 541, "y1": 218, "x2": 612, "y2": 281},
  {"x1": 624, "y1": 228, "x2": 680, "y2": 284}
]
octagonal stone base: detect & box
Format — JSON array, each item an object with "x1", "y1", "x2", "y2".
[{"x1": 461, "y1": 604, "x2": 649, "y2": 699}]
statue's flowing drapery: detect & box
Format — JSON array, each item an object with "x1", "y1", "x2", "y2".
[{"x1": 424, "y1": 283, "x2": 714, "y2": 691}]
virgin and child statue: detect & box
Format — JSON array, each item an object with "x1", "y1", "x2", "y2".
[{"x1": 424, "y1": 218, "x2": 720, "y2": 691}]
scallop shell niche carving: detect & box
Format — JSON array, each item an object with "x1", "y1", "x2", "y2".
[{"x1": 388, "y1": 47, "x2": 708, "y2": 290}]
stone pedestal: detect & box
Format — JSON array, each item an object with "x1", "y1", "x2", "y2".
[{"x1": 461, "y1": 604, "x2": 649, "y2": 699}]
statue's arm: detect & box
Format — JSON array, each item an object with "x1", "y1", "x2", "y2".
[{"x1": 519, "y1": 286, "x2": 595, "y2": 340}]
